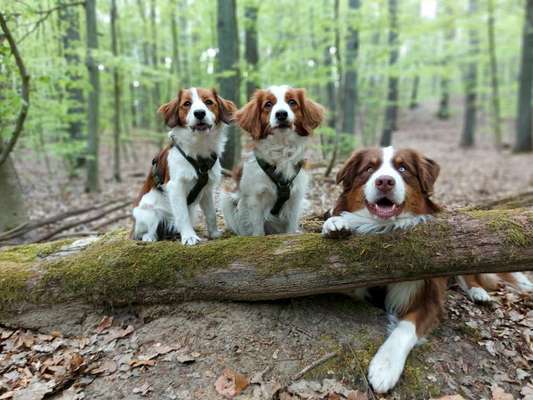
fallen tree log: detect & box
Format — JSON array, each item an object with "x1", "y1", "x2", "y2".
[{"x1": 0, "y1": 207, "x2": 532, "y2": 318}]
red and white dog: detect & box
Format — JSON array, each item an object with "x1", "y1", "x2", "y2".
[
  {"x1": 322, "y1": 146, "x2": 445, "y2": 393},
  {"x1": 133, "y1": 88, "x2": 236, "y2": 245},
  {"x1": 222, "y1": 85, "x2": 324, "y2": 236}
]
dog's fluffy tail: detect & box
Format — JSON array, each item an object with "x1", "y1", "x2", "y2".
[{"x1": 221, "y1": 191, "x2": 240, "y2": 235}]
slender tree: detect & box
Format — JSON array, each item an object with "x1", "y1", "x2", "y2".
[
  {"x1": 85, "y1": 0, "x2": 100, "y2": 192},
  {"x1": 409, "y1": 75, "x2": 420, "y2": 109},
  {"x1": 216, "y1": 0, "x2": 241, "y2": 169},
  {"x1": 341, "y1": 0, "x2": 360, "y2": 137},
  {"x1": 244, "y1": 2, "x2": 259, "y2": 99},
  {"x1": 380, "y1": 0, "x2": 399, "y2": 147},
  {"x1": 515, "y1": 0, "x2": 533, "y2": 152},
  {"x1": 487, "y1": 0, "x2": 502, "y2": 149},
  {"x1": 170, "y1": 0, "x2": 181, "y2": 81},
  {"x1": 111, "y1": 0, "x2": 121, "y2": 182},
  {"x1": 0, "y1": 12, "x2": 30, "y2": 232},
  {"x1": 150, "y1": 0, "x2": 161, "y2": 123},
  {"x1": 136, "y1": 0, "x2": 152, "y2": 128},
  {"x1": 58, "y1": 0, "x2": 84, "y2": 170},
  {"x1": 437, "y1": 3, "x2": 455, "y2": 120},
  {"x1": 460, "y1": 0, "x2": 479, "y2": 148}
]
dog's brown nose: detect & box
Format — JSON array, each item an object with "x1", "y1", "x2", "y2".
[{"x1": 375, "y1": 175, "x2": 395, "y2": 192}]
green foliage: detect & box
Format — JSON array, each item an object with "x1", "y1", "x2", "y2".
[{"x1": 0, "y1": 0, "x2": 526, "y2": 165}]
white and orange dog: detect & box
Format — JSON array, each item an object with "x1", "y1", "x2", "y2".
[
  {"x1": 323, "y1": 146, "x2": 532, "y2": 393},
  {"x1": 222, "y1": 85, "x2": 324, "y2": 236},
  {"x1": 132, "y1": 87, "x2": 236, "y2": 245}
]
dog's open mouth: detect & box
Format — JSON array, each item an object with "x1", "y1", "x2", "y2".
[
  {"x1": 366, "y1": 197, "x2": 404, "y2": 219},
  {"x1": 192, "y1": 122, "x2": 211, "y2": 132}
]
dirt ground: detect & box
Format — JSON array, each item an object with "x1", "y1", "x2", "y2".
[{"x1": 2, "y1": 100, "x2": 533, "y2": 399}]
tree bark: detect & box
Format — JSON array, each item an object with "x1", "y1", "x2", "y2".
[
  {"x1": 0, "y1": 154, "x2": 28, "y2": 233},
  {"x1": 84, "y1": 0, "x2": 100, "y2": 192},
  {"x1": 409, "y1": 75, "x2": 420, "y2": 109},
  {"x1": 487, "y1": 0, "x2": 502, "y2": 150},
  {"x1": 1, "y1": 207, "x2": 532, "y2": 315},
  {"x1": 341, "y1": 0, "x2": 360, "y2": 137},
  {"x1": 170, "y1": 0, "x2": 181, "y2": 81},
  {"x1": 110, "y1": 0, "x2": 121, "y2": 182},
  {"x1": 216, "y1": 0, "x2": 241, "y2": 169},
  {"x1": 244, "y1": 3, "x2": 259, "y2": 99},
  {"x1": 515, "y1": 0, "x2": 533, "y2": 152},
  {"x1": 460, "y1": 0, "x2": 479, "y2": 149},
  {"x1": 380, "y1": 0, "x2": 399, "y2": 147},
  {"x1": 437, "y1": 3, "x2": 455, "y2": 120}
]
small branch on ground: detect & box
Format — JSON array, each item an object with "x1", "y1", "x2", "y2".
[{"x1": 292, "y1": 352, "x2": 338, "y2": 381}]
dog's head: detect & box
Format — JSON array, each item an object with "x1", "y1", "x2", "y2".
[
  {"x1": 235, "y1": 85, "x2": 325, "y2": 140},
  {"x1": 158, "y1": 87, "x2": 237, "y2": 132},
  {"x1": 335, "y1": 146, "x2": 441, "y2": 218}
]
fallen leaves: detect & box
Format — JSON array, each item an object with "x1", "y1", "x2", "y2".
[
  {"x1": 214, "y1": 368, "x2": 250, "y2": 398},
  {"x1": 277, "y1": 379, "x2": 366, "y2": 400}
]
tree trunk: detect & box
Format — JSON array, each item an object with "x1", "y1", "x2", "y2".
[
  {"x1": 216, "y1": 0, "x2": 241, "y2": 169},
  {"x1": 0, "y1": 154, "x2": 28, "y2": 233},
  {"x1": 437, "y1": 3, "x2": 454, "y2": 120},
  {"x1": 110, "y1": 0, "x2": 121, "y2": 182},
  {"x1": 136, "y1": 0, "x2": 152, "y2": 129},
  {"x1": 59, "y1": 0, "x2": 85, "y2": 170},
  {"x1": 150, "y1": 0, "x2": 161, "y2": 131},
  {"x1": 380, "y1": 0, "x2": 399, "y2": 147},
  {"x1": 244, "y1": 3, "x2": 259, "y2": 99},
  {"x1": 409, "y1": 75, "x2": 420, "y2": 109},
  {"x1": 170, "y1": 0, "x2": 181, "y2": 81},
  {"x1": 1, "y1": 207, "x2": 532, "y2": 315},
  {"x1": 460, "y1": 0, "x2": 479, "y2": 149},
  {"x1": 84, "y1": 0, "x2": 100, "y2": 193},
  {"x1": 341, "y1": 0, "x2": 360, "y2": 137},
  {"x1": 487, "y1": 0, "x2": 502, "y2": 150},
  {"x1": 515, "y1": 0, "x2": 533, "y2": 152}
]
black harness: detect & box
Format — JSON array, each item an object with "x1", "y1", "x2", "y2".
[
  {"x1": 255, "y1": 155, "x2": 304, "y2": 216},
  {"x1": 152, "y1": 144, "x2": 218, "y2": 205}
]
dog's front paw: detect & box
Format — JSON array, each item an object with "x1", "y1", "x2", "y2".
[
  {"x1": 322, "y1": 216, "x2": 352, "y2": 238},
  {"x1": 368, "y1": 347, "x2": 404, "y2": 393},
  {"x1": 466, "y1": 287, "x2": 492, "y2": 303},
  {"x1": 181, "y1": 233, "x2": 201, "y2": 246},
  {"x1": 141, "y1": 233, "x2": 157, "y2": 242},
  {"x1": 208, "y1": 229, "x2": 223, "y2": 240}
]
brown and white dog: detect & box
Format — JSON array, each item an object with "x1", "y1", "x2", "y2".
[
  {"x1": 222, "y1": 85, "x2": 324, "y2": 236},
  {"x1": 457, "y1": 272, "x2": 532, "y2": 303},
  {"x1": 322, "y1": 146, "x2": 445, "y2": 393},
  {"x1": 133, "y1": 88, "x2": 236, "y2": 245}
]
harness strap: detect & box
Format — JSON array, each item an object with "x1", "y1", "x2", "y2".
[
  {"x1": 152, "y1": 144, "x2": 218, "y2": 205},
  {"x1": 255, "y1": 155, "x2": 304, "y2": 216}
]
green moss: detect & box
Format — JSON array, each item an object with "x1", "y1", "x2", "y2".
[
  {"x1": 303, "y1": 330, "x2": 436, "y2": 398},
  {"x1": 0, "y1": 264, "x2": 33, "y2": 306},
  {"x1": 465, "y1": 209, "x2": 532, "y2": 247},
  {"x1": 0, "y1": 239, "x2": 74, "y2": 265}
]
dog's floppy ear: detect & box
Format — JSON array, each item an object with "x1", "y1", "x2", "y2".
[
  {"x1": 336, "y1": 149, "x2": 368, "y2": 189},
  {"x1": 295, "y1": 88, "x2": 325, "y2": 136},
  {"x1": 158, "y1": 90, "x2": 184, "y2": 128},
  {"x1": 416, "y1": 153, "x2": 440, "y2": 197},
  {"x1": 212, "y1": 88, "x2": 238, "y2": 124},
  {"x1": 235, "y1": 90, "x2": 264, "y2": 140}
]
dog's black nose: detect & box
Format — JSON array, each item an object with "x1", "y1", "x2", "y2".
[
  {"x1": 275, "y1": 110, "x2": 288, "y2": 121},
  {"x1": 194, "y1": 110, "x2": 206, "y2": 120}
]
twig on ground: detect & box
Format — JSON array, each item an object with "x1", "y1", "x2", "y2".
[
  {"x1": 347, "y1": 343, "x2": 376, "y2": 400},
  {"x1": 94, "y1": 214, "x2": 131, "y2": 230},
  {"x1": 292, "y1": 351, "x2": 338, "y2": 381}
]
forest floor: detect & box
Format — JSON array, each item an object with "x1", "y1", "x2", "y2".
[{"x1": 1, "y1": 100, "x2": 533, "y2": 399}]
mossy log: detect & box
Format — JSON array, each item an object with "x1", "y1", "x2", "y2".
[{"x1": 1, "y1": 207, "x2": 532, "y2": 318}]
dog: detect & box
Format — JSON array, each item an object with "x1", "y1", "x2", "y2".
[
  {"x1": 132, "y1": 87, "x2": 236, "y2": 245},
  {"x1": 222, "y1": 85, "x2": 324, "y2": 236},
  {"x1": 322, "y1": 146, "x2": 445, "y2": 393},
  {"x1": 457, "y1": 272, "x2": 532, "y2": 303}
]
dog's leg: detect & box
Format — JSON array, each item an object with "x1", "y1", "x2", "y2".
[
  {"x1": 368, "y1": 278, "x2": 446, "y2": 393},
  {"x1": 457, "y1": 275, "x2": 493, "y2": 303},
  {"x1": 167, "y1": 180, "x2": 201, "y2": 246},
  {"x1": 497, "y1": 272, "x2": 533, "y2": 292},
  {"x1": 132, "y1": 207, "x2": 159, "y2": 242},
  {"x1": 240, "y1": 195, "x2": 265, "y2": 236},
  {"x1": 200, "y1": 188, "x2": 222, "y2": 239}
]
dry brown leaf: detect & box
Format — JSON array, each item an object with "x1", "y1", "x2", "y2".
[
  {"x1": 95, "y1": 316, "x2": 113, "y2": 333},
  {"x1": 129, "y1": 359, "x2": 156, "y2": 369},
  {"x1": 0, "y1": 392, "x2": 15, "y2": 400},
  {"x1": 176, "y1": 354, "x2": 196, "y2": 364},
  {"x1": 90, "y1": 360, "x2": 117, "y2": 375},
  {"x1": 347, "y1": 390, "x2": 368, "y2": 400},
  {"x1": 491, "y1": 385, "x2": 513, "y2": 400},
  {"x1": 431, "y1": 396, "x2": 465, "y2": 400},
  {"x1": 132, "y1": 383, "x2": 152, "y2": 396},
  {"x1": 103, "y1": 325, "x2": 134, "y2": 343},
  {"x1": 214, "y1": 368, "x2": 250, "y2": 398}
]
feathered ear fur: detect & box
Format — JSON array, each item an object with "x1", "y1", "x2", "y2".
[
  {"x1": 158, "y1": 90, "x2": 184, "y2": 128},
  {"x1": 415, "y1": 153, "x2": 440, "y2": 197},
  {"x1": 335, "y1": 149, "x2": 369, "y2": 189},
  {"x1": 235, "y1": 90, "x2": 266, "y2": 140},
  {"x1": 211, "y1": 88, "x2": 237, "y2": 124},
  {"x1": 295, "y1": 88, "x2": 325, "y2": 136}
]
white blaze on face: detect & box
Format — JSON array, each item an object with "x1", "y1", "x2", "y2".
[
  {"x1": 186, "y1": 87, "x2": 216, "y2": 129},
  {"x1": 363, "y1": 146, "x2": 406, "y2": 205},
  {"x1": 268, "y1": 85, "x2": 295, "y2": 128}
]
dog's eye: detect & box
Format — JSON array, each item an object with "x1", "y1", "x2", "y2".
[
  {"x1": 366, "y1": 167, "x2": 374, "y2": 173},
  {"x1": 288, "y1": 99, "x2": 297, "y2": 107},
  {"x1": 204, "y1": 99, "x2": 214, "y2": 106},
  {"x1": 398, "y1": 165, "x2": 407, "y2": 173},
  {"x1": 183, "y1": 101, "x2": 192, "y2": 107},
  {"x1": 264, "y1": 101, "x2": 273, "y2": 109}
]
